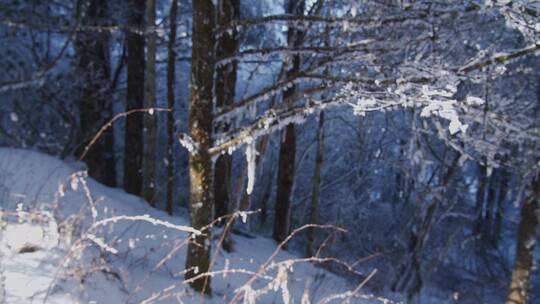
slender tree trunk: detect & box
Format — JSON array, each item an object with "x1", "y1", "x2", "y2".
[
  {"x1": 484, "y1": 169, "x2": 499, "y2": 242},
  {"x1": 259, "y1": 168, "x2": 274, "y2": 224},
  {"x1": 213, "y1": 0, "x2": 239, "y2": 221},
  {"x1": 494, "y1": 171, "x2": 510, "y2": 244},
  {"x1": 394, "y1": 138, "x2": 407, "y2": 205},
  {"x1": 506, "y1": 174, "x2": 540, "y2": 304},
  {"x1": 143, "y1": 0, "x2": 157, "y2": 205},
  {"x1": 185, "y1": 0, "x2": 215, "y2": 294},
  {"x1": 74, "y1": 0, "x2": 116, "y2": 187},
  {"x1": 103, "y1": 103, "x2": 116, "y2": 187},
  {"x1": 273, "y1": 124, "x2": 296, "y2": 243},
  {"x1": 392, "y1": 153, "x2": 460, "y2": 300},
  {"x1": 213, "y1": 155, "x2": 231, "y2": 220},
  {"x1": 474, "y1": 163, "x2": 487, "y2": 235},
  {"x1": 124, "y1": 0, "x2": 145, "y2": 196},
  {"x1": 272, "y1": 0, "x2": 305, "y2": 244},
  {"x1": 306, "y1": 110, "x2": 324, "y2": 257},
  {"x1": 166, "y1": 0, "x2": 178, "y2": 215}
]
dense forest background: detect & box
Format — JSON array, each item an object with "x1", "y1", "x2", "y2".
[{"x1": 1, "y1": 0, "x2": 539, "y2": 303}]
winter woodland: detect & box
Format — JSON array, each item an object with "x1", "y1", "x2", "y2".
[{"x1": 0, "y1": 0, "x2": 539, "y2": 303}]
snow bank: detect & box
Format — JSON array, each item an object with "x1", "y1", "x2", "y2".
[{"x1": 0, "y1": 148, "x2": 390, "y2": 303}]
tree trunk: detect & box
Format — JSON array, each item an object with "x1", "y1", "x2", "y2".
[
  {"x1": 185, "y1": 0, "x2": 215, "y2": 294},
  {"x1": 74, "y1": 0, "x2": 116, "y2": 187},
  {"x1": 505, "y1": 79, "x2": 540, "y2": 304},
  {"x1": 213, "y1": 0, "x2": 239, "y2": 221},
  {"x1": 259, "y1": 168, "x2": 274, "y2": 224},
  {"x1": 143, "y1": 0, "x2": 157, "y2": 205},
  {"x1": 166, "y1": 0, "x2": 178, "y2": 215},
  {"x1": 124, "y1": 0, "x2": 145, "y2": 196},
  {"x1": 272, "y1": 0, "x2": 304, "y2": 244},
  {"x1": 213, "y1": 155, "x2": 231, "y2": 220},
  {"x1": 392, "y1": 153, "x2": 460, "y2": 300},
  {"x1": 506, "y1": 174, "x2": 540, "y2": 304},
  {"x1": 484, "y1": 168, "x2": 504, "y2": 243},
  {"x1": 306, "y1": 110, "x2": 324, "y2": 257},
  {"x1": 273, "y1": 124, "x2": 296, "y2": 243},
  {"x1": 494, "y1": 170, "x2": 510, "y2": 245},
  {"x1": 474, "y1": 163, "x2": 487, "y2": 235}
]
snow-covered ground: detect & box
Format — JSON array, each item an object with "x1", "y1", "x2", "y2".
[{"x1": 0, "y1": 148, "x2": 396, "y2": 303}]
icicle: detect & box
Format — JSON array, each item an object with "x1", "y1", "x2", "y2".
[{"x1": 245, "y1": 141, "x2": 258, "y2": 195}]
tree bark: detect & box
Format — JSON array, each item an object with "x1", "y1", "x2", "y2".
[
  {"x1": 306, "y1": 110, "x2": 324, "y2": 257},
  {"x1": 185, "y1": 0, "x2": 215, "y2": 294},
  {"x1": 143, "y1": 0, "x2": 157, "y2": 205},
  {"x1": 123, "y1": 0, "x2": 145, "y2": 196},
  {"x1": 392, "y1": 153, "x2": 460, "y2": 301},
  {"x1": 166, "y1": 0, "x2": 178, "y2": 215},
  {"x1": 506, "y1": 81, "x2": 540, "y2": 304},
  {"x1": 474, "y1": 163, "x2": 487, "y2": 235},
  {"x1": 494, "y1": 170, "x2": 510, "y2": 245},
  {"x1": 272, "y1": 0, "x2": 305, "y2": 244},
  {"x1": 74, "y1": 0, "x2": 116, "y2": 187},
  {"x1": 213, "y1": 0, "x2": 239, "y2": 221},
  {"x1": 506, "y1": 173, "x2": 540, "y2": 304}
]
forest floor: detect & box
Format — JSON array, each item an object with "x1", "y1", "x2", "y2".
[{"x1": 0, "y1": 148, "x2": 396, "y2": 303}]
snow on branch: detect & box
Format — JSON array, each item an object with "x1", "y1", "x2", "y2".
[
  {"x1": 336, "y1": 68, "x2": 477, "y2": 136},
  {"x1": 485, "y1": 0, "x2": 540, "y2": 41},
  {"x1": 79, "y1": 108, "x2": 171, "y2": 161},
  {"x1": 177, "y1": 133, "x2": 200, "y2": 154},
  {"x1": 91, "y1": 214, "x2": 202, "y2": 235},
  {"x1": 214, "y1": 43, "x2": 378, "y2": 122},
  {"x1": 1, "y1": 18, "x2": 177, "y2": 36},
  {"x1": 211, "y1": 98, "x2": 340, "y2": 156},
  {"x1": 214, "y1": 11, "x2": 434, "y2": 38},
  {"x1": 458, "y1": 42, "x2": 540, "y2": 73},
  {"x1": 212, "y1": 66, "x2": 481, "y2": 158},
  {"x1": 0, "y1": 77, "x2": 46, "y2": 93},
  {"x1": 214, "y1": 72, "x2": 312, "y2": 121},
  {"x1": 214, "y1": 41, "x2": 375, "y2": 67}
]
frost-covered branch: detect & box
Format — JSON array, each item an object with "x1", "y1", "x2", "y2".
[
  {"x1": 214, "y1": 10, "x2": 436, "y2": 37},
  {"x1": 458, "y1": 42, "x2": 540, "y2": 73},
  {"x1": 79, "y1": 107, "x2": 171, "y2": 161},
  {"x1": 90, "y1": 214, "x2": 202, "y2": 236},
  {"x1": 211, "y1": 98, "x2": 340, "y2": 156},
  {"x1": 0, "y1": 77, "x2": 46, "y2": 93}
]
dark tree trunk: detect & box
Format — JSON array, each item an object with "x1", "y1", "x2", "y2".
[
  {"x1": 213, "y1": 155, "x2": 231, "y2": 219},
  {"x1": 272, "y1": 0, "x2": 304, "y2": 244},
  {"x1": 506, "y1": 174, "x2": 540, "y2": 304},
  {"x1": 213, "y1": 0, "x2": 239, "y2": 221},
  {"x1": 306, "y1": 110, "x2": 324, "y2": 257},
  {"x1": 392, "y1": 153, "x2": 460, "y2": 301},
  {"x1": 474, "y1": 163, "x2": 487, "y2": 235},
  {"x1": 123, "y1": 0, "x2": 145, "y2": 196},
  {"x1": 74, "y1": 0, "x2": 116, "y2": 187},
  {"x1": 485, "y1": 170, "x2": 498, "y2": 237},
  {"x1": 506, "y1": 81, "x2": 540, "y2": 304},
  {"x1": 143, "y1": 0, "x2": 157, "y2": 205},
  {"x1": 273, "y1": 123, "x2": 296, "y2": 243},
  {"x1": 494, "y1": 170, "x2": 510, "y2": 244},
  {"x1": 166, "y1": 0, "x2": 178, "y2": 215},
  {"x1": 185, "y1": 0, "x2": 215, "y2": 294},
  {"x1": 259, "y1": 168, "x2": 274, "y2": 224}
]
